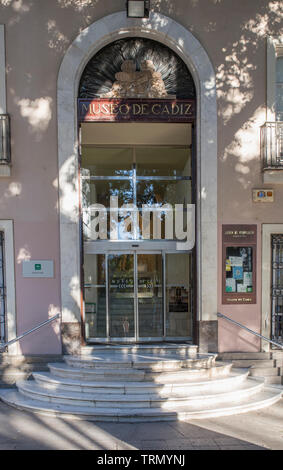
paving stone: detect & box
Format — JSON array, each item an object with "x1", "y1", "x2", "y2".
[
  {"x1": 0, "y1": 400, "x2": 273, "y2": 450},
  {"x1": 191, "y1": 446, "x2": 220, "y2": 450},
  {"x1": 138, "y1": 440, "x2": 169, "y2": 450},
  {"x1": 162, "y1": 439, "x2": 196, "y2": 450},
  {"x1": 218, "y1": 444, "x2": 265, "y2": 450},
  {"x1": 171, "y1": 422, "x2": 224, "y2": 438},
  {"x1": 214, "y1": 436, "x2": 251, "y2": 446},
  {"x1": 94, "y1": 422, "x2": 138, "y2": 441},
  {"x1": 189, "y1": 438, "x2": 219, "y2": 447},
  {"x1": 0, "y1": 443, "x2": 18, "y2": 450},
  {"x1": 123, "y1": 422, "x2": 182, "y2": 440}
]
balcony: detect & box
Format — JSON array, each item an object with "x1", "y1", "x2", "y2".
[
  {"x1": 0, "y1": 115, "x2": 10, "y2": 164},
  {"x1": 0, "y1": 115, "x2": 11, "y2": 177},
  {"x1": 261, "y1": 122, "x2": 283, "y2": 183}
]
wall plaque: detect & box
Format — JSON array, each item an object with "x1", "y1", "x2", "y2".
[
  {"x1": 22, "y1": 260, "x2": 54, "y2": 278},
  {"x1": 222, "y1": 225, "x2": 257, "y2": 304},
  {"x1": 78, "y1": 99, "x2": 195, "y2": 123}
]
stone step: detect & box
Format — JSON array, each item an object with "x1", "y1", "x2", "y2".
[
  {"x1": 1, "y1": 348, "x2": 282, "y2": 422},
  {"x1": 0, "y1": 365, "x2": 51, "y2": 387},
  {"x1": 16, "y1": 378, "x2": 265, "y2": 409},
  {"x1": 64, "y1": 353, "x2": 215, "y2": 371},
  {"x1": 0, "y1": 355, "x2": 64, "y2": 387},
  {"x1": 0, "y1": 355, "x2": 63, "y2": 366},
  {"x1": 32, "y1": 369, "x2": 249, "y2": 395},
  {"x1": 49, "y1": 363, "x2": 146, "y2": 381},
  {"x1": 249, "y1": 367, "x2": 281, "y2": 377},
  {"x1": 0, "y1": 363, "x2": 51, "y2": 372},
  {"x1": 271, "y1": 351, "x2": 283, "y2": 360},
  {"x1": 264, "y1": 376, "x2": 283, "y2": 385},
  {"x1": 0, "y1": 370, "x2": 29, "y2": 388},
  {"x1": 231, "y1": 360, "x2": 276, "y2": 368},
  {"x1": 218, "y1": 352, "x2": 272, "y2": 360},
  {"x1": 80, "y1": 344, "x2": 197, "y2": 357},
  {"x1": 1, "y1": 387, "x2": 281, "y2": 422},
  {"x1": 48, "y1": 362, "x2": 232, "y2": 383}
]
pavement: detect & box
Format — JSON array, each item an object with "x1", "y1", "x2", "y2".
[{"x1": 0, "y1": 398, "x2": 283, "y2": 450}]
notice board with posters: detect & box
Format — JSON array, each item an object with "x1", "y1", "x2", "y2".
[{"x1": 222, "y1": 225, "x2": 257, "y2": 305}]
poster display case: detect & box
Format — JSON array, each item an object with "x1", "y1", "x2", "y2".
[{"x1": 222, "y1": 225, "x2": 257, "y2": 304}]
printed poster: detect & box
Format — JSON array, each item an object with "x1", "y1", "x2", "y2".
[
  {"x1": 237, "y1": 284, "x2": 247, "y2": 293},
  {"x1": 233, "y1": 266, "x2": 243, "y2": 280},
  {"x1": 243, "y1": 272, "x2": 252, "y2": 286},
  {"x1": 226, "y1": 259, "x2": 232, "y2": 271},
  {"x1": 226, "y1": 278, "x2": 236, "y2": 292},
  {"x1": 229, "y1": 256, "x2": 243, "y2": 267}
]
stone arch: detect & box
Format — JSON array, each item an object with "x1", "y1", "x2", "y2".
[{"x1": 57, "y1": 11, "x2": 217, "y2": 350}]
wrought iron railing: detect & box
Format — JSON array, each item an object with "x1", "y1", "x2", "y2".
[
  {"x1": 261, "y1": 121, "x2": 283, "y2": 169},
  {"x1": 0, "y1": 115, "x2": 11, "y2": 165}
]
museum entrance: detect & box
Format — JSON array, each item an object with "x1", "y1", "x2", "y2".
[
  {"x1": 77, "y1": 36, "x2": 197, "y2": 343},
  {"x1": 80, "y1": 122, "x2": 195, "y2": 342}
]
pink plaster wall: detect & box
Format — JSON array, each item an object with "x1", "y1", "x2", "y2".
[{"x1": 0, "y1": 1, "x2": 282, "y2": 353}]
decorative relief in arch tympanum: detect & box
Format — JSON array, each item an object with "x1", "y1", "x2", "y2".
[
  {"x1": 78, "y1": 37, "x2": 196, "y2": 100},
  {"x1": 102, "y1": 59, "x2": 176, "y2": 99}
]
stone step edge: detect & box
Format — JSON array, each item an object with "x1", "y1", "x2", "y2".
[
  {"x1": 63, "y1": 357, "x2": 217, "y2": 371},
  {"x1": 48, "y1": 362, "x2": 233, "y2": 378},
  {"x1": 63, "y1": 351, "x2": 217, "y2": 364},
  {"x1": 64, "y1": 353, "x2": 216, "y2": 365},
  {"x1": 16, "y1": 378, "x2": 265, "y2": 405},
  {"x1": 0, "y1": 388, "x2": 281, "y2": 422},
  {"x1": 81, "y1": 343, "x2": 197, "y2": 350},
  {"x1": 32, "y1": 369, "x2": 249, "y2": 390}
]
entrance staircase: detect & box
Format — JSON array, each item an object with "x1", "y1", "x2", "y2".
[
  {"x1": 217, "y1": 351, "x2": 283, "y2": 385},
  {"x1": 0, "y1": 344, "x2": 282, "y2": 422}
]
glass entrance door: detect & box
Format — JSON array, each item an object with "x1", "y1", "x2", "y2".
[
  {"x1": 107, "y1": 252, "x2": 164, "y2": 341},
  {"x1": 138, "y1": 253, "x2": 163, "y2": 338},
  {"x1": 84, "y1": 250, "x2": 193, "y2": 342},
  {"x1": 108, "y1": 253, "x2": 135, "y2": 339}
]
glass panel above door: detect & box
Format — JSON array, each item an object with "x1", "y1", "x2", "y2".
[
  {"x1": 137, "y1": 180, "x2": 192, "y2": 207},
  {"x1": 136, "y1": 147, "x2": 191, "y2": 177},
  {"x1": 81, "y1": 147, "x2": 133, "y2": 176},
  {"x1": 81, "y1": 145, "x2": 193, "y2": 243},
  {"x1": 82, "y1": 179, "x2": 134, "y2": 207}
]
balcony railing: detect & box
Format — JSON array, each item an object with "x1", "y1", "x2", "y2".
[
  {"x1": 0, "y1": 115, "x2": 11, "y2": 165},
  {"x1": 261, "y1": 121, "x2": 283, "y2": 169}
]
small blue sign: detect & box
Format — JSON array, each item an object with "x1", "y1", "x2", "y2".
[{"x1": 233, "y1": 266, "x2": 243, "y2": 280}]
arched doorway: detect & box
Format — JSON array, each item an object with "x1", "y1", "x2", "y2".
[
  {"x1": 78, "y1": 38, "x2": 196, "y2": 342},
  {"x1": 57, "y1": 12, "x2": 217, "y2": 352}
]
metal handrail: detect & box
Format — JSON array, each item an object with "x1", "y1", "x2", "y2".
[
  {"x1": 217, "y1": 312, "x2": 283, "y2": 350},
  {"x1": 0, "y1": 313, "x2": 60, "y2": 351}
]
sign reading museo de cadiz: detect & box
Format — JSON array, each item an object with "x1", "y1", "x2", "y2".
[{"x1": 78, "y1": 98, "x2": 195, "y2": 123}]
